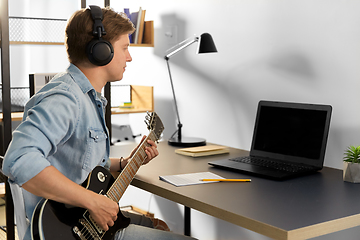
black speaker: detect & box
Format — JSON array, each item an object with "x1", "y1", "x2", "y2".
[{"x1": 86, "y1": 5, "x2": 114, "y2": 66}]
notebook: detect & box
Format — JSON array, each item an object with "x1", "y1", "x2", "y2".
[{"x1": 208, "y1": 100, "x2": 332, "y2": 180}]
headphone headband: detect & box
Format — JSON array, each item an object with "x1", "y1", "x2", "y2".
[{"x1": 89, "y1": 5, "x2": 106, "y2": 38}]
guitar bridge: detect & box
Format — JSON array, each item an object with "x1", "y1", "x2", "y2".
[
  {"x1": 87, "y1": 213, "x2": 105, "y2": 235},
  {"x1": 73, "y1": 225, "x2": 88, "y2": 240},
  {"x1": 73, "y1": 218, "x2": 102, "y2": 240}
]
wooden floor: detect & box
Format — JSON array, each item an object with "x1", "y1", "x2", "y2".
[{"x1": 0, "y1": 198, "x2": 19, "y2": 240}]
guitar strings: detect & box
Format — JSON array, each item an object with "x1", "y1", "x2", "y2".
[
  {"x1": 106, "y1": 131, "x2": 156, "y2": 202},
  {"x1": 76, "y1": 131, "x2": 158, "y2": 239}
]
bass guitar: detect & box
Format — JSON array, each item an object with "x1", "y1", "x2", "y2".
[{"x1": 31, "y1": 112, "x2": 164, "y2": 240}]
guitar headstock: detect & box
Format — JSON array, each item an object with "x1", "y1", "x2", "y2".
[{"x1": 145, "y1": 112, "x2": 165, "y2": 142}]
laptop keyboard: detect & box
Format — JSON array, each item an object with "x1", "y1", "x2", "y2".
[{"x1": 230, "y1": 156, "x2": 316, "y2": 173}]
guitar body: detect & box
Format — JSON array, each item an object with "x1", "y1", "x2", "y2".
[
  {"x1": 31, "y1": 112, "x2": 164, "y2": 240},
  {"x1": 31, "y1": 166, "x2": 130, "y2": 240}
]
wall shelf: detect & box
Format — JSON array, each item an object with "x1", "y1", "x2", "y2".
[
  {"x1": 0, "y1": 85, "x2": 154, "y2": 122},
  {"x1": 3, "y1": 18, "x2": 154, "y2": 47},
  {"x1": 8, "y1": 41, "x2": 64, "y2": 45},
  {"x1": 111, "y1": 85, "x2": 154, "y2": 114},
  {"x1": 131, "y1": 21, "x2": 154, "y2": 47}
]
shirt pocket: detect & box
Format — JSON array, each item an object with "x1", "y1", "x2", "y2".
[{"x1": 83, "y1": 128, "x2": 108, "y2": 172}]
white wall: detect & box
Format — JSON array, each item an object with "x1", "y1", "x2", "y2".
[
  {"x1": 112, "y1": 0, "x2": 360, "y2": 171},
  {"x1": 115, "y1": 1, "x2": 360, "y2": 239},
  {"x1": 113, "y1": 1, "x2": 360, "y2": 239},
  {"x1": 6, "y1": 0, "x2": 360, "y2": 239}
]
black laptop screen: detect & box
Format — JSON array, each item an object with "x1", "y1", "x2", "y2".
[{"x1": 253, "y1": 105, "x2": 329, "y2": 161}]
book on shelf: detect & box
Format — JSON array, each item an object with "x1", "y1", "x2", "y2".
[
  {"x1": 123, "y1": 8, "x2": 133, "y2": 43},
  {"x1": 142, "y1": 20, "x2": 153, "y2": 45},
  {"x1": 125, "y1": 7, "x2": 148, "y2": 44},
  {"x1": 175, "y1": 145, "x2": 230, "y2": 157},
  {"x1": 136, "y1": 9, "x2": 146, "y2": 44},
  {"x1": 119, "y1": 102, "x2": 134, "y2": 109},
  {"x1": 130, "y1": 11, "x2": 139, "y2": 43},
  {"x1": 133, "y1": 7, "x2": 143, "y2": 44}
]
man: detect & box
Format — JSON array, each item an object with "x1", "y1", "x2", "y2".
[{"x1": 2, "y1": 6, "x2": 195, "y2": 240}]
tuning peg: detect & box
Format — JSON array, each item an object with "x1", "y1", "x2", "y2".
[{"x1": 144, "y1": 120, "x2": 150, "y2": 128}]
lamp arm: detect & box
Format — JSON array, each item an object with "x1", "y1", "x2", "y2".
[
  {"x1": 165, "y1": 37, "x2": 199, "y2": 60},
  {"x1": 166, "y1": 58, "x2": 183, "y2": 140}
]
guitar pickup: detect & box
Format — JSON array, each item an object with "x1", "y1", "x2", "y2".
[{"x1": 73, "y1": 213, "x2": 103, "y2": 240}]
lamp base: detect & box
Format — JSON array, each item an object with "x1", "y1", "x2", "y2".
[{"x1": 168, "y1": 137, "x2": 206, "y2": 147}]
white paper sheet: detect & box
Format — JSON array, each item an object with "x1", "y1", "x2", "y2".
[{"x1": 159, "y1": 172, "x2": 224, "y2": 187}]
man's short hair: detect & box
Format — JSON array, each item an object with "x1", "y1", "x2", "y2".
[{"x1": 65, "y1": 7, "x2": 135, "y2": 65}]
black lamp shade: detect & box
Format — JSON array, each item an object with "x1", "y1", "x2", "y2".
[{"x1": 198, "y1": 33, "x2": 217, "y2": 54}]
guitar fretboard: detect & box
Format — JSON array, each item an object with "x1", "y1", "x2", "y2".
[{"x1": 106, "y1": 131, "x2": 156, "y2": 202}]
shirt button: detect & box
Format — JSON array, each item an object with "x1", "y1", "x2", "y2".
[
  {"x1": 95, "y1": 136, "x2": 99, "y2": 139},
  {"x1": 102, "y1": 159, "x2": 105, "y2": 162}
]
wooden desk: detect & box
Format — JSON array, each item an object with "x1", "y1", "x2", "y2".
[{"x1": 110, "y1": 142, "x2": 360, "y2": 240}]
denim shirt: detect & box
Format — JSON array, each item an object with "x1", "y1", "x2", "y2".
[{"x1": 2, "y1": 64, "x2": 111, "y2": 239}]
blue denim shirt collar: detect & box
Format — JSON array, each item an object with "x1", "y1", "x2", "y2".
[{"x1": 67, "y1": 63, "x2": 108, "y2": 108}]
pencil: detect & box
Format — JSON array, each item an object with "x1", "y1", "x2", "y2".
[{"x1": 200, "y1": 179, "x2": 251, "y2": 182}]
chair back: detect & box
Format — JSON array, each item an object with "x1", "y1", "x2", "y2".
[
  {"x1": 0, "y1": 156, "x2": 29, "y2": 240},
  {"x1": 9, "y1": 181, "x2": 29, "y2": 240}
]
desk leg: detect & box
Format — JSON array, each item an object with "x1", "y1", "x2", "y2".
[{"x1": 184, "y1": 206, "x2": 191, "y2": 236}]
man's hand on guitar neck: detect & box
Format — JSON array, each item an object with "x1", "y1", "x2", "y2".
[
  {"x1": 111, "y1": 136, "x2": 159, "y2": 172},
  {"x1": 130, "y1": 135, "x2": 159, "y2": 165}
]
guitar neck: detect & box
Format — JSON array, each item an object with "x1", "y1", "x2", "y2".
[{"x1": 106, "y1": 131, "x2": 156, "y2": 203}]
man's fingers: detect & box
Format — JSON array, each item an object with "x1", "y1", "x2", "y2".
[{"x1": 108, "y1": 220, "x2": 115, "y2": 227}]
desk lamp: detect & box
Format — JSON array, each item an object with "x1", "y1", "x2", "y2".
[{"x1": 164, "y1": 33, "x2": 217, "y2": 147}]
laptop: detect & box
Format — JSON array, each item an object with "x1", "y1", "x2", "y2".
[{"x1": 209, "y1": 100, "x2": 332, "y2": 180}]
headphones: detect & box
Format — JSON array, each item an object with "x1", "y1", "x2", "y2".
[{"x1": 86, "y1": 5, "x2": 114, "y2": 66}]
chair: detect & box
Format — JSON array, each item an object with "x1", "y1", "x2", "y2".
[
  {"x1": 9, "y1": 181, "x2": 28, "y2": 240},
  {"x1": 0, "y1": 156, "x2": 29, "y2": 240},
  {"x1": 112, "y1": 124, "x2": 141, "y2": 144}
]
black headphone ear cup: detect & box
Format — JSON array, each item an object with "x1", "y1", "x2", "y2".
[{"x1": 86, "y1": 39, "x2": 114, "y2": 66}]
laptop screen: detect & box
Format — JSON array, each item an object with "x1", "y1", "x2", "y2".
[{"x1": 250, "y1": 101, "x2": 332, "y2": 167}]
